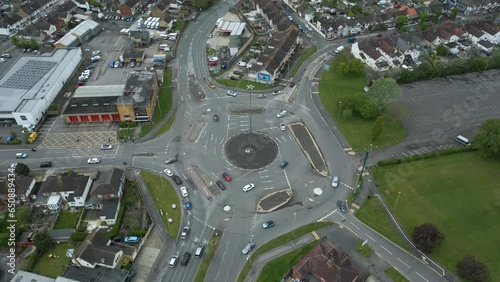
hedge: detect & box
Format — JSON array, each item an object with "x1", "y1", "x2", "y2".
[
  {"x1": 107, "y1": 202, "x2": 126, "y2": 238},
  {"x1": 70, "y1": 232, "x2": 88, "y2": 242},
  {"x1": 377, "y1": 146, "x2": 477, "y2": 167}
]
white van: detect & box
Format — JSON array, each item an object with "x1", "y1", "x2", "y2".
[
  {"x1": 456, "y1": 135, "x2": 471, "y2": 146},
  {"x1": 160, "y1": 34, "x2": 169, "y2": 39},
  {"x1": 154, "y1": 22, "x2": 159, "y2": 29},
  {"x1": 168, "y1": 33, "x2": 178, "y2": 39},
  {"x1": 335, "y1": 46, "x2": 345, "y2": 53}
]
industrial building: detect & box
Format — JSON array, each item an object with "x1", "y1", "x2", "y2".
[
  {"x1": 0, "y1": 48, "x2": 82, "y2": 125},
  {"x1": 54, "y1": 19, "x2": 102, "y2": 48}
]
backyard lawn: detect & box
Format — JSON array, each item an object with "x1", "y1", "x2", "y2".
[
  {"x1": 257, "y1": 241, "x2": 317, "y2": 282},
  {"x1": 53, "y1": 211, "x2": 81, "y2": 230},
  {"x1": 368, "y1": 151, "x2": 500, "y2": 280},
  {"x1": 318, "y1": 59, "x2": 406, "y2": 151},
  {"x1": 32, "y1": 243, "x2": 73, "y2": 278},
  {"x1": 215, "y1": 78, "x2": 273, "y2": 90},
  {"x1": 141, "y1": 170, "x2": 181, "y2": 238},
  {"x1": 140, "y1": 70, "x2": 173, "y2": 137}
]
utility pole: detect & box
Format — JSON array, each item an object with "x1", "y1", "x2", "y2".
[
  {"x1": 247, "y1": 84, "x2": 255, "y2": 132},
  {"x1": 337, "y1": 101, "x2": 342, "y2": 122}
]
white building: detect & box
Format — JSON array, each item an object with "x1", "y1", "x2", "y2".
[{"x1": 0, "y1": 48, "x2": 82, "y2": 125}]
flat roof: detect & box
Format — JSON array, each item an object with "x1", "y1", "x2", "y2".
[
  {"x1": 71, "y1": 19, "x2": 100, "y2": 37},
  {"x1": 73, "y1": 85, "x2": 125, "y2": 98},
  {"x1": 120, "y1": 71, "x2": 155, "y2": 108},
  {"x1": 64, "y1": 96, "x2": 119, "y2": 115},
  {"x1": 0, "y1": 48, "x2": 81, "y2": 116}
]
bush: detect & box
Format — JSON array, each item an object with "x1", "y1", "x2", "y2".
[
  {"x1": 358, "y1": 100, "x2": 380, "y2": 119},
  {"x1": 377, "y1": 145, "x2": 477, "y2": 166},
  {"x1": 107, "y1": 204, "x2": 126, "y2": 238},
  {"x1": 20, "y1": 251, "x2": 39, "y2": 271},
  {"x1": 130, "y1": 229, "x2": 147, "y2": 237},
  {"x1": 70, "y1": 232, "x2": 88, "y2": 242}
]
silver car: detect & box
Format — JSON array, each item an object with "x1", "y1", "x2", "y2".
[
  {"x1": 242, "y1": 242, "x2": 255, "y2": 255},
  {"x1": 332, "y1": 176, "x2": 339, "y2": 188}
]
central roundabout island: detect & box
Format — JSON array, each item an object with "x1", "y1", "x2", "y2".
[{"x1": 224, "y1": 132, "x2": 279, "y2": 170}]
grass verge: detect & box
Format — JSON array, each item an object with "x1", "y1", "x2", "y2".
[
  {"x1": 53, "y1": 211, "x2": 80, "y2": 230},
  {"x1": 318, "y1": 60, "x2": 406, "y2": 151},
  {"x1": 385, "y1": 267, "x2": 410, "y2": 282},
  {"x1": 32, "y1": 243, "x2": 72, "y2": 278},
  {"x1": 369, "y1": 151, "x2": 500, "y2": 280},
  {"x1": 118, "y1": 128, "x2": 134, "y2": 139},
  {"x1": 257, "y1": 241, "x2": 318, "y2": 282},
  {"x1": 291, "y1": 45, "x2": 318, "y2": 76},
  {"x1": 0, "y1": 206, "x2": 31, "y2": 246},
  {"x1": 194, "y1": 230, "x2": 222, "y2": 282},
  {"x1": 215, "y1": 78, "x2": 274, "y2": 90},
  {"x1": 140, "y1": 70, "x2": 173, "y2": 137},
  {"x1": 154, "y1": 113, "x2": 176, "y2": 137},
  {"x1": 355, "y1": 240, "x2": 374, "y2": 257},
  {"x1": 237, "y1": 222, "x2": 332, "y2": 282},
  {"x1": 141, "y1": 170, "x2": 181, "y2": 238}
]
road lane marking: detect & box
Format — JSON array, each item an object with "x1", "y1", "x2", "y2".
[
  {"x1": 364, "y1": 233, "x2": 375, "y2": 242},
  {"x1": 260, "y1": 175, "x2": 270, "y2": 178},
  {"x1": 397, "y1": 257, "x2": 411, "y2": 268},
  {"x1": 380, "y1": 245, "x2": 392, "y2": 255},
  {"x1": 262, "y1": 180, "x2": 272, "y2": 183},
  {"x1": 264, "y1": 187, "x2": 275, "y2": 190},
  {"x1": 416, "y1": 272, "x2": 429, "y2": 282},
  {"x1": 258, "y1": 169, "x2": 268, "y2": 174},
  {"x1": 350, "y1": 222, "x2": 360, "y2": 230}
]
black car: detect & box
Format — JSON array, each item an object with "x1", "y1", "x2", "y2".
[
  {"x1": 230, "y1": 76, "x2": 239, "y2": 81},
  {"x1": 221, "y1": 62, "x2": 228, "y2": 69},
  {"x1": 39, "y1": 161, "x2": 52, "y2": 168},
  {"x1": 216, "y1": 180, "x2": 226, "y2": 191},
  {"x1": 337, "y1": 200, "x2": 348, "y2": 213},
  {"x1": 165, "y1": 157, "x2": 177, "y2": 164},
  {"x1": 213, "y1": 114, "x2": 219, "y2": 122},
  {"x1": 172, "y1": 175, "x2": 182, "y2": 185},
  {"x1": 180, "y1": 252, "x2": 191, "y2": 266}
]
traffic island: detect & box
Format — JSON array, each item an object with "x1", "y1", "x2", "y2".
[
  {"x1": 256, "y1": 189, "x2": 293, "y2": 213},
  {"x1": 229, "y1": 108, "x2": 265, "y2": 115},
  {"x1": 224, "y1": 132, "x2": 279, "y2": 170},
  {"x1": 288, "y1": 122, "x2": 329, "y2": 177}
]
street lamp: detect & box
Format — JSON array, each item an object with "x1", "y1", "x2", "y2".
[
  {"x1": 337, "y1": 101, "x2": 342, "y2": 122},
  {"x1": 292, "y1": 212, "x2": 297, "y2": 246},
  {"x1": 394, "y1": 191, "x2": 402, "y2": 210},
  {"x1": 247, "y1": 84, "x2": 254, "y2": 132}
]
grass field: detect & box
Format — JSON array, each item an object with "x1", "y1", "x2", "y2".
[
  {"x1": 154, "y1": 113, "x2": 176, "y2": 137},
  {"x1": 141, "y1": 170, "x2": 181, "y2": 238},
  {"x1": 318, "y1": 60, "x2": 406, "y2": 151},
  {"x1": 194, "y1": 230, "x2": 222, "y2": 282},
  {"x1": 140, "y1": 70, "x2": 173, "y2": 137},
  {"x1": 257, "y1": 241, "x2": 317, "y2": 282},
  {"x1": 53, "y1": 211, "x2": 80, "y2": 230},
  {"x1": 32, "y1": 243, "x2": 72, "y2": 278},
  {"x1": 369, "y1": 151, "x2": 500, "y2": 280},
  {"x1": 238, "y1": 222, "x2": 332, "y2": 282},
  {"x1": 291, "y1": 45, "x2": 318, "y2": 76},
  {"x1": 385, "y1": 267, "x2": 409, "y2": 282},
  {"x1": 215, "y1": 78, "x2": 273, "y2": 90},
  {"x1": 355, "y1": 240, "x2": 374, "y2": 257}
]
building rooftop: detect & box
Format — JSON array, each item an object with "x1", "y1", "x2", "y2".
[
  {"x1": 71, "y1": 19, "x2": 100, "y2": 37},
  {"x1": 73, "y1": 85, "x2": 125, "y2": 98},
  {"x1": 120, "y1": 71, "x2": 156, "y2": 108},
  {"x1": 64, "y1": 265, "x2": 129, "y2": 282},
  {"x1": 64, "y1": 96, "x2": 120, "y2": 115}
]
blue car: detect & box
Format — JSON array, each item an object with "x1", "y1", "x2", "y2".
[
  {"x1": 262, "y1": 221, "x2": 275, "y2": 229},
  {"x1": 185, "y1": 201, "x2": 192, "y2": 210},
  {"x1": 123, "y1": 236, "x2": 139, "y2": 243},
  {"x1": 279, "y1": 161, "x2": 288, "y2": 168}
]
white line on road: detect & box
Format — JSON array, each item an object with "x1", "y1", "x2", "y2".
[
  {"x1": 283, "y1": 169, "x2": 291, "y2": 188},
  {"x1": 350, "y1": 222, "x2": 360, "y2": 230},
  {"x1": 211, "y1": 134, "x2": 213, "y2": 141},
  {"x1": 262, "y1": 180, "x2": 272, "y2": 183},
  {"x1": 397, "y1": 257, "x2": 411, "y2": 268},
  {"x1": 415, "y1": 272, "x2": 429, "y2": 282},
  {"x1": 260, "y1": 175, "x2": 270, "y2": 178},
  {"x1": 264, "y1": 187, "x2": 275, "y2": 190},
  {"x1": 380, "y1": 245, "x2": 392, "y2": 255},
  {"x1": 364, "y1": 233, "x2": 375, "y2": 242},
  {"x1": 258, "y1": 169, "x2": 268, "y2": 174}
]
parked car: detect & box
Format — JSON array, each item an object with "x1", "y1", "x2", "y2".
[
  {"x1": 163, "y1": 169, "x2": 173, "y2": 177},
  {"x1": 180, "y1": 187, "x2": 189, "y2": 197},
  {"x1": 172, "y1": 175, "x2": 183, "y2": 185},
  {"x1": 279, "y1": 160, "x2": 288, "y2": 168},
  {"x1": 169, "y1": 256, "x2": 179, "y2": 267},
  {"x1": 226, "y1": 90, "x2": 236, "y2": 97},
  {"x1": 1, "y1": 53, "x2": 12, "y2": 58},
  {"x1": 277, "y1": 110, "x2": 287, "y2": 118},
  {"x1": 280, "y1": 123, "x2": 286, "y2": 131},
  {"x1": 222, "y1": 172, "x2": 232, "y2": 182},
  {"x1": 337, "y1": 200, "x2": 348, "y2": 213},
  {"x1": 242, "y1": 242, "x2": 255, "y2": 255},
  {"x1": 243, "y1": 183, "x2": 255, "y2": 192},
  {"x1": 39, "y1": 161, "x2": 52, "y2": 168},
  {"x1": 332, "y1": 176, "x2": 339, "y2": 188},
  {"x1": 76, "y1": 81, "x2": 85, "y2": 87},
  {"x1": 262, "y1": 221, "x2": 275, "y2": 229},
  {"x1": 216, "y1": 180, "x2": 226, "y2": 191},
  {"x1": 237, "y1": 61, "x2": 247, "y2": 67},
  {"x1": 85, "y1": 65, "x2": 95, "y2": 70},
  {"x1": 100, "y1": 144, "x2": 113, "y2": 150},
  {"x1": 92, "y1": 51, "x2": 101, "y2": 56},
  {"x1": 165, "y1": 157, "x2": 177, "y2": 164},
  {"x1": 180, "y1": 227, "x2": 190, "y2": 239},
  {"x1": 123, "y1": 236, "x2": 139, "y2": 243},
  {"x1": 272, "y1": 91, "x2": 281, "y2": 96},
  {"x1": 87, "y1": 158, "x2": 100, "y2": 164},
  {"x1": 229, "y1": 76, "x2": 239, "y2": 81},
  {"x1": 114, "y1": 61, "x2": 120, "y2": 68},
  {"x1": 0, "y1": 58, "x2": 6, "y2": 63}
]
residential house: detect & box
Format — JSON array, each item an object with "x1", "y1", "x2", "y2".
[
  {"x1": 463, "y1": 23, "x2": 489, "y2": 43},
  {"x1": 422, "y1": 30, "x2": 442, "y2": 46},
  {"x1": 34, "y1": 18, "x2": 58, "y2": 39},
  {"x1": 39, "y1": 174, "x2": 93, "y2": 208},
  {"x1": 73, "y1": 231, "x2": 124, "y2": 269},
  {"x1": 64, "y1": 265, "x2": 130, "y2": 281},
  {"x1": 398, "y1": 5, "x2": 418, "y2": 24},
  {"x1": 0, "y1": 13, "x2": 23, "y2": 36},
  {"x1": 86, "y1": 168, "x2": 125, "y2": 225},
  {"x1": 57, "y1": 0, "x2": 78, "y2": 22},
  {"x1": 467, "y1": 20, "x2": 500, "y2": 44},
  {"x1": 351, "y1": 36, "x2": 407, "y2": 71},
  {"x1": 435, "y1": 26, "x2": 460, "y2": 44},
  {"x1": 0, "y1": 176, "x2": 36, "y2": 206},
  {"x1": 151, "y1": 0, "x2": 171, "y2": 18},
  {"x1": 17, "y1": 0, "x2": 59, "y2": 28},
  {"x1": 120, "y1": 0, "x2": 142, "y2": 16},
  {"x1": 292, "y1": 239, "x2": 359, "y2": 282},
  {"x1": 71, "y1": 0, "x2": 91, "y2": 11}
]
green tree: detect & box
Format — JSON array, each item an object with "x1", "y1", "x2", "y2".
[
  {"x1": 11, "y1": 36, "x2": 20, "y2": 46},
  {"x1": 474, "y1": 119, "x2": 500, "y2": 158},
  {"x1": 192, "y1": 0, "x2": 210, "y2": 9},
  {"x1": 457, "y1": 256, "x2": 491, "y2": 282},
  {"x1": 435, "y1": 45, "x2": 448, "y2": 56},
  {"x1": 342, "y1": 108, "x2": 353, "y2": 119},
  {"x1": 15, "y1": 163, "x2": 30, "y2": 176},
  {"x1": 350, "y1": 5, "x2": 362, "y2": 14},
  {"x1": 451, "y1": 8, "x2": 459, "y2": 20},
  {"x1": 358, "y1": 100, "x2": 379, "y2": 119},
  {"x1": 418, "y1": 12, "x2": 428, "y2": 23},
  {"x1": 336, "y1": 61, "x2": 350, "y2": 76},
  {"x1": 29, "y1": 38, "x2": 39, "y2": 49},
  {"x1": 370, "y1": 116, "x2": 384, "y2": 140},
  {"x1": 412, "y1": 223, "x2": 444, "y2": 254},
  {"x1": 420, "y1": 22, "x2": 430, "y2": 30},
  {"x1": 34, "y1": 229, "x2": 54, "y2": 255},
  {"x1": 349, "y1": 58, "x2": 364, "y2": 76},
  {"x1": 435, "y1": 9, "x2": 443, "y2": 22},
  {"x1": 366, "y1": 77, "x2": 402, "y2": 110},
  {"x1": 396, "y1": 15, "x2": 408, "y2": 32}
]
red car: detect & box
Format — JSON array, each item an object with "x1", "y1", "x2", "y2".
[
  {"x1": 222, "y1": 172, "x2": 232, "y2": 182},
  {"x1": 76, "y1": 81, "x2": 85, "y2": 86}
]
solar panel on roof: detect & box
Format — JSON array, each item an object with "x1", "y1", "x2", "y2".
[{"x1": 1, "y1": 60, "x2": 57, "y2": 90}]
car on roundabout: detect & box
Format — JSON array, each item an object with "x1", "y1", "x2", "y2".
[
  {"x1": 163, "y1": 169, "x2": 173, "y2": 177},
  {"x1": 172, "y1": 175, "x2": 183, "y2": 185},
  {"x1": 165, "y1": 157, "x2": 177, "y2": 164},
  {"x1": 258, "y1": 93, "x2": 267, "y2": 98},
  {"x1": 208, "y1": 83, "x2": 215, "y2": 89},
  {"x1": 226, "y1": 90, "x2": 237, "y2": 97},
  {"x1": 242, "y1": 242, "x2": 255, "y2": 255},
  {"x1": 332, "y1": 176, "x2": 339, "y2": 188},
  {"x1": 280, "y1": 123, "x2": 286, "y2": 131},
  {"x1": 262, "y1": 221, "x2": 275, "y2": 229},
  {"x1": 222, "y1": 172, "x2": 232, "y2": 182},
  {"x1": 337, "y1": 200, "x2": 348, "y2": 213},
  {"x1": 87, "y1": 158, "x2": 100, "y2": 164},
  {"x1": 279, "y1": 161, "x2": 289, "y2": 168},
  {"x1": 243, "y1": 183, "x2": 255, "y2": 192},
  {"x1": 180, "y1": 187, "x2": 189, "y2": 197},
  {"x1": 277, "y1": 110, "x2": 287, "y2": 118}
]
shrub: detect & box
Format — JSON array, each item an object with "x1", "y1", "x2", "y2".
[
  {"x1": 70, "y1": 232, "x2": 88, "y2": 242},
  {"x1": 358, "y1": 99, "x2": 380, "y2": 119},
  {"x1": 130, "y1": 229, "x2": 147, "y2": 237}
]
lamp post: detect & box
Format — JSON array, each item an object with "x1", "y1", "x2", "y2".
[
  {"x1": 337, "y1": 101, "x2": 342, "y2": 122},
  {"x1": 247, "y1": 84, "x2": 255, "y2": 132},
  {"x1": 394, "y1": 191, "x2": 402, "y2": 210},
  {"x1": 292, "y1": 212, "x2": 297, "y2": 246}
]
